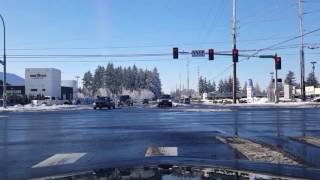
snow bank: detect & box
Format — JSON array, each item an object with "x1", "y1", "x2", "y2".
[
  {"x1": 0, "y1": 104, "x2": 91, "y2": 112},
  {"x1": 145, "y1": 146, "x2": 178, "y2": 157},
  {"x1": 216, "y1": 136, "x2": 300, "y2": 165},
  {"x1": 181, "y1": 108, "x2": 232, "y2": 112}
]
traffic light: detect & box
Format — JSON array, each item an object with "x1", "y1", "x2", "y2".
[
  {"x1": 232, "y1": 48, "x2": 238, "y2": 62},
  {"x1": 208, "y1": 49, "x2": 214, "y2": 60},
  {"x1": 173, "y1": 47, "x2": 178, "y2": 59},
  {"x1": 275, "y1": 56, "x2": 281, "y2": 70}
]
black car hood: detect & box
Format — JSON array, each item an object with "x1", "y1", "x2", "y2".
[{"x1": 27, "y1": 157, "x2": 320, "y2": 179}]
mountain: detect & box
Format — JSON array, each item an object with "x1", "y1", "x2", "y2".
[{"x1": 0, "y1": 72, "x2": 25, "y2": 85}]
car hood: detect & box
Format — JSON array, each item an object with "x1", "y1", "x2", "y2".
[{"x1": 28, "y1": 157, "x2": 320, "y2": 179}]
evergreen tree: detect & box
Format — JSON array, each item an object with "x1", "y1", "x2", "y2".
[
  {"x1": 306, "y1": 72, "x2": 319, "y2": 87},
  {"x1": 198, "y1": 76, "x2": 205, "y2": 95},
  {"x1": 104, "y1": 63, "x2": 115, "y2": 93},
  {"x1": 212, "y1": 81, "x2": 216, "y2": 92},
  {"x1": 284, "y1": 71, "x2": 296, "y2": 86},
  {"x1": 254, "y1": 82, "x2": 262, "y2": 96},
  {"x1": 82, "y1": 71, "x2": 94, "y2": 96},
  {"x1": 242, "y1": 81, "x2": 247, "y2": 97},
  {"x1": 93, "y1": 66, "x2": 105, "y2": 94},
  {"x1": 82, "y1": 64, "x2": 162, "y2": 98},
  {"x1": 150, "y1": 68, "x2": 162, "y2": 98},
  {"x1": 218, "y1": 80, "x2": 224, "y2": 93}
]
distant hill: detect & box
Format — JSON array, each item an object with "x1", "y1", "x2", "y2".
[{"x1": 0, "y1": 72, "x2": 24, "y2": 85}]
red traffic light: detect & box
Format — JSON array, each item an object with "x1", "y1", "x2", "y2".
[
  {"x1": 208, "y1": 49, "x2": 214, "y2": 60},
  {"x1": 232, "y1": 48, "x2": 238, "y2": 62},
  {"x1": 173, "y1": 47, "x2": 178, "y2": 59},
  {"x1": 275, "y1": 56, "x2": 281, "y2": 70}
]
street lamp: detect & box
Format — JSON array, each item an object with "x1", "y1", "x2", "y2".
[
  {"x1": 311, "y1": 61, "x2": 317, "y2": 75},
  {"x1": 0, "y1": 14, "x2": 6, "y2": 108}
]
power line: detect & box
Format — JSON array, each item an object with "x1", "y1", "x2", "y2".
[
  {"x1": 3, "y1": 35, "x2": 305, "y2": 51},
  {"x1": 245, "y1": 27, "x2": 320, "y2": 58}
]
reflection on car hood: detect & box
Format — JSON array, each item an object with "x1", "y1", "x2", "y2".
[{"x1": 32, "y1": 157, "x2": 320, "y2": 179}]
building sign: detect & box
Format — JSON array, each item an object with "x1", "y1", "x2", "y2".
[
  {"x1": 30, "y1": 73, "x2": 47, "y2": 79},
  {"x1": 7, "y1": 90, "x2": 22, "y2": 94}
]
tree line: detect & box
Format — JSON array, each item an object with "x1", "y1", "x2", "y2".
[
  {"x1": 198, "y1": 76, "x2": 241, "y2": 96},
  {"x1": 82, "y1": 63, "x2": 162, "y2": 98},
  {"x1": 284, "y1": 70, "x2": 319, "y2": 87}
]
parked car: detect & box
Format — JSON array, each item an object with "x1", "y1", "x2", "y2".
[
  {"x1": 32, "y1": 96, "x2": 67, "y2": 106},
  {"x1": 93, "y1": 96, "x2": 115, "y2": 110},
  {"x1": 158, "y1": 94, "x2": 173, "y2": 107},
  {"x1": 142, "y1": 99, "x2": 149, "y2": 104},
  {"x1": 183, "y1": 98, "x2": 191, "y2": 104},
  {"x1": 118, "y1": 95, "x2": 133, "y2": 106}
]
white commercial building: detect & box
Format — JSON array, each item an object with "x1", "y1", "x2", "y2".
[
  {"x1": 61, "y1": 80, "x2": 78, "y2": 99},
  {"x1": 283, "y1": 84, "x2": 293, "y2": 100},
  {"x1": 25, "y1": 68, "x2": 61, "y2": 99}
]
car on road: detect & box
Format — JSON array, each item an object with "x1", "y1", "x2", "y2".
[
  {"x1": 180, "y1": 97, "x2": 191, "y2": 104},
  {"x1": 142, "y1": 98, "x2": 149, "y2": 104},
  {"x1": 93, "y1": 96, "x2": 116, "y2": 110},
  {"x1": 158, "y1": 94, "x2": 173, "y2": 107},
  {"x1": 118, "y1": 95, "x2": 133, "y2": 107}
]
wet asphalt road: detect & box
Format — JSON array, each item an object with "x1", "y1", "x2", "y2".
[{"x1": 1, "y1": 104, "x2": 320, "y2": 179}]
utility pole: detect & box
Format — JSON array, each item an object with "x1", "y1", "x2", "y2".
[
  {"x1": 179, "y1": 73, "x2": 181, "y2": 92},
  {"x1": 75, "y1": 76, "x2": 80, "y2": 87},
  {"x1": 232, "y1": 0, "x2": 237, "y2": 104},
  {"x1": 298, "y1": 0, "x2": 306, "y2": 101},
  {"x1": 274, "y1": 64, "x2": 279, "y2": 103},
  {"x1": 75, "y1": 75, "x2": 80, "y2": 99},
  {"x1": 187, "y1": 60, "x2": 190, "y2": 97},
  {"x1": 311, "y1": 61, "x2": 317, "y2": 75},
  {"x1": 197, "y1": 65, "x2": 200, "y2": 97},
  {"x1": 0, "y1": 15, "x2": 6, "y2": 109}
]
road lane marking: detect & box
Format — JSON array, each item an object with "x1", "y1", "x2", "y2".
[
  {"x1": 145, "y1": 146, "x2": 178, "y2": 157},
  {"x1": 32, "y1": 153, "x2": 86, "y2": 168}
]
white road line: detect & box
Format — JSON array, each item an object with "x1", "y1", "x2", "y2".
[{"x1": 32, "y1": 153, "x2": 86, "y2": 168}]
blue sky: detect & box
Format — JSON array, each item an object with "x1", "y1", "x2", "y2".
[{"x1": 0, "y1": 0, "x2": 319, "y2": 93}]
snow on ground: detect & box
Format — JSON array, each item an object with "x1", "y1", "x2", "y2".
[
  {"x1": 200, "y1": 98, "x2": 320, "y2": 108},
  {"x1": 172, "y1": 102, "x2": 189, "y2": 107},
  {"x1": 295, "y1": 136, "x2": 320, "y2": 148},
  {"x1": 181, "y1": 108, "x2": 232, "y2": 112},
  {"x1": 216, "y1": 136, "x2": 300, "y2": 165},
  {"x1": 145, "y1": 146, "x2": 178, "y2": 157},
  {"x1": 0, "y1": 104, "x2": 91, "y2": 112}
]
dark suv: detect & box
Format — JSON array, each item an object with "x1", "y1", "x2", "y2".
[
  {"x1": 118, "y1": 95, "x2": 133, "y2": 106},
  {"x1": 93, "y1": 97, "x2": 115, "y2": 110},
  {"x1": 157, "y1": 94, "x2": 173, "y2": 107}
]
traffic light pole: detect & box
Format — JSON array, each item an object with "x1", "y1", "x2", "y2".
[
  {"x1": 274, "y1": 68, "x2": 279, "y2": 103},
  {"x1": 259, "y1": 54, "x2": 281, "y2": 103},
  {"x1": 232, "y1": 0, "x2": 237, "y2": 104}
]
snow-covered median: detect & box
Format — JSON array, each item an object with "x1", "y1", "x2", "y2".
[
  {"x1": 293, "y1": 136, "x2": 320, "y2": 148},
  {"x1": 216, "y1": 136, "x2": 300, "y2": 165},
  {"x1": 0, "y1": 104, "x2": 91, "y2": 112}
]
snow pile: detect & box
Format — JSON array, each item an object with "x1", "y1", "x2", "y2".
[
  {"x1": 121, "y1": 89, "x2": 154, "y2": 100},
  {"x1": 145, "y1": 146, "x2": 178, "y2": 157},
  {"x1": 0, "y1": 104, "x2": 91, "y2": 112},
  {"x1": 172, "y1": 102, "x2": 189, "y2": 107},
  {"x1": 182, "y1": 108, "x2": 232, "y2": 112},
  {"x1": 248, "y1": 97, "x2": 269, "y2": 104},
  {"x1": 296, "y1": 136, "x2": 320, "y2": 147}
]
